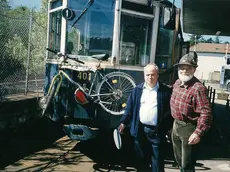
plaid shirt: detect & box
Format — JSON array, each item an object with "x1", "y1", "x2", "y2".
[{"x1": 170, "y1": 77, "x2": 212, "y2": 136}]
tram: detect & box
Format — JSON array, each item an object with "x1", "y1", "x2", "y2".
[{"x1": 44, "y1": 0, "x2": 188, "y2": 141}]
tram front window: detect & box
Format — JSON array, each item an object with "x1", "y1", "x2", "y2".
[
  {"x1": 119, "y1": 15, "x2": 152, "y2": 66},
  {"x1": 66, "y1": 0, "x2": 114, "y2": 58}
]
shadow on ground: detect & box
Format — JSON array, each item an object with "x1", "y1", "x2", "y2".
[
  {"x1": 72, "y1": 102, "x2": 230, "y2": 171},
  {"x1": 199, "y1": 103, "x2": 230, "y2": 159},
  {"x1": 72, "y1": 129, "x2": 175, "y2": 171},
  {"x1": 0, "y1": 117, "x2": 65, "y2": 169}
]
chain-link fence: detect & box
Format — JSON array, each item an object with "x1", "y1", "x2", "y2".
[{"x1": 0, "y1": 11, "x2": 46, "y2": 101}]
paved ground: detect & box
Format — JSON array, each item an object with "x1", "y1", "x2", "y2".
[
  {"x1": 0, "y1": 115, "x2": 230, "y2": 172},
  {"x1": 1, "y1": 135, "x2": 230, "y2": 172}
]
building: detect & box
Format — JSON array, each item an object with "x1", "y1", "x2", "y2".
[{"x1": 190, "y1": 43, "x2": 229, "y2": 82}]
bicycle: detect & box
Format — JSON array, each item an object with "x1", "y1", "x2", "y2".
[{"x1": 39, "y1": 48, "x2": 136, "y2": 116}]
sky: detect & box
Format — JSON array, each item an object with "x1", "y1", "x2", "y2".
[
  {"x1": 9, "y1": 0, "x2": 41, "y2": 10},
  {"x1": 8, "y1": 0, "x2": 230, "y2": 43}
]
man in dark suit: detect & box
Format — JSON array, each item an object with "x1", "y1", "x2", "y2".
[{"x1": 118, "y1": 63, "x2": 173, "y2": 172}]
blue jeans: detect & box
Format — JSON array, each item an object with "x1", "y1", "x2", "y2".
[{"x1": 134, "y1": 125, "x2": 165, "y2": 172}]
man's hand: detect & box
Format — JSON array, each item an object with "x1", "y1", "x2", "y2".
[
  {"x1": 118, "y1": 123, "x2": 125, "y2": 134},
  {"x1": 188, "y1": 132, "x2": 200, "y2": 145}
]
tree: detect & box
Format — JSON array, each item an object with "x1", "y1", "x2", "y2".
[
  {"x1": 205, "y1": 38, "x2": 214, "y2": 43},
  {"x1": 0, "y1": 0, "x2": 11, "y2": 12},
  {"x1": 188, "y1": 34, "x2": 203, "y2": 46},
  {"x1": 29, "y1": 0, "x2": 48, "y2": 73},
  {"x1": 0, "y1": 0, "x2": 11, "y2": 49},
  {"x1": 215, "y1": 36, "x2": 220, "y2": 43},
  {"x1": 7, "y1": 6, "x2": 30, "y2": 17},
  {"x1": 0, "y1": 1, "x2": 25, "y2": 86}
]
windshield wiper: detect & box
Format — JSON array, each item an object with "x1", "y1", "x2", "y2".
[{"x1": 71, "y1": 0, "x2": 94, "y2": 28}]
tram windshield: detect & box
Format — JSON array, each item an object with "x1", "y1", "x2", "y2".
[{"x1": 66, "y1": 0, "x2": 114, "y2": 56}]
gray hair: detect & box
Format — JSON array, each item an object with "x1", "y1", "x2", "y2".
[{"x1": 144, "y1": 63, "x2": 159, "y2": 74}]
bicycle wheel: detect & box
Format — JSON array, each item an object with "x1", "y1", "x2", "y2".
[{"x1": 96, "y1": 72, "x2": 136, "y2": 115}]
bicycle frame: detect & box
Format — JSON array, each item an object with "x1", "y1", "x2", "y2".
[
  {"x1": 47, "y1": 70, "x2": 82, "y2": 97},
  {"x1": 87, "y1": 68, "x2": 118, "y2": 98},
  {"x1": 47, "y1": 63, "x2": 117, "y2": 103}
]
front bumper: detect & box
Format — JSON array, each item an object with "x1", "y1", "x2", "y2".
[{"x1": 63, "y1": 124, "x2": 99, "y2": 141}]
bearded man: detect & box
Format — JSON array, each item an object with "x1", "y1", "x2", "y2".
[{"x1": 170, "y1": 51, "x2": 212, "y2": 172}]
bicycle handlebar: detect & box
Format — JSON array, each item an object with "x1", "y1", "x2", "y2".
[
  {"x1": 46, "y1": 48, "x2": 85, "y2": 64},
  {"x1": 67, "y1": 55, "x2": 85, "y2": 64}
]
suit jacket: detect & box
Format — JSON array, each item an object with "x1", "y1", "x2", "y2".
[{"x1": 120, "y1": 82, "x2": 173, "y2": 138}]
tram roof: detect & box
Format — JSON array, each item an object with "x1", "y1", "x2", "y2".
[{"x1": 182, "y1": 0, "x2": 230, "y2": 36}]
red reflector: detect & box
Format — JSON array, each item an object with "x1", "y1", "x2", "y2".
[{"x1": 74, "y1": 89, "x2": 89, "y2": 105}]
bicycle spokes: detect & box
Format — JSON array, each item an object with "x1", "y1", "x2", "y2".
[{"x1": 97, "y1": 72, "x2": 136, "y2": 115}]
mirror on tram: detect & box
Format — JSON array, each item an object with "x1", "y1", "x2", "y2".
[{"x1": 163, "y1": 6, "x2": 175, "y2": 30}]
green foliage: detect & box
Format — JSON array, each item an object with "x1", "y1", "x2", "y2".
[
  {"x1": 189, "y1": 34, "x2": 223, "y2": 45},
  {"x1": 0, "y1": 55, "x2": 24, "y2": 82},
  {"x1": 0, "y1": 0, "x2": 10, "y2": 12},
  {"x1": 7, "y1": 6, "x2": 30, "y2": 17},
  {"x1": 215, "y1": 36, "x2": 220, "y2": 44},
  {"x1": 0, "y1": 0, "x2": 48, "y2": 83},
  {"x1": 205, "y1": 37, "x2": 214, "y2": 43},
  {"x1": 188, "y1": 34, "x2": 203, "y2": 46},
  {"x1": 67, "y1": 28, "x2": 81, "y2": 54},
  {"x1": 30, "y1": 0, "x2": 48, "y2": 73},
  {"x1": 41, "y1": 0, "x2": 48, "y2": 13},
  {"x1": 5, "y1": 35, "x2": 27, "y2": 64}
]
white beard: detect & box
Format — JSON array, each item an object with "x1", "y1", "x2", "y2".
[{"x1": 178, "y1": 73, "x2": 193, "y2": 83}]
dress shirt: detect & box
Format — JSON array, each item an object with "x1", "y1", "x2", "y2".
[
  {"x1": 170, "y1": 77, "x2": 212, "y2": 136},
  {"x1": 139, "y1": 82, "x2": 159, "y2": 126}
]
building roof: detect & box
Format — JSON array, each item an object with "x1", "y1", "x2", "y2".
[{"x1": 190, "y1": 43, "x2": 229, "y2": 54}]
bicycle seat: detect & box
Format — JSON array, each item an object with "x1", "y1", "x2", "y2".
[{"x1": 92, "y1": 54, "x2": 110, "y2": 61}]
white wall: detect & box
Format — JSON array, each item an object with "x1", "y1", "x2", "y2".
[{"x1": 194, "y1": 53, "x2": 226, "y2": 81}]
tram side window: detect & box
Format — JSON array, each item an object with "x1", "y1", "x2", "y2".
[{"x1": 48, "y1": 11, "x2": 62, "y2": 59}]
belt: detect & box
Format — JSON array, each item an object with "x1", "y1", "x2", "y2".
[
  {"x1": 175, "y1": 119, "x2": 197, "y2": 126},
  {"x1": 142, "y1": 124, "x2": 157, "y2": 130}
]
